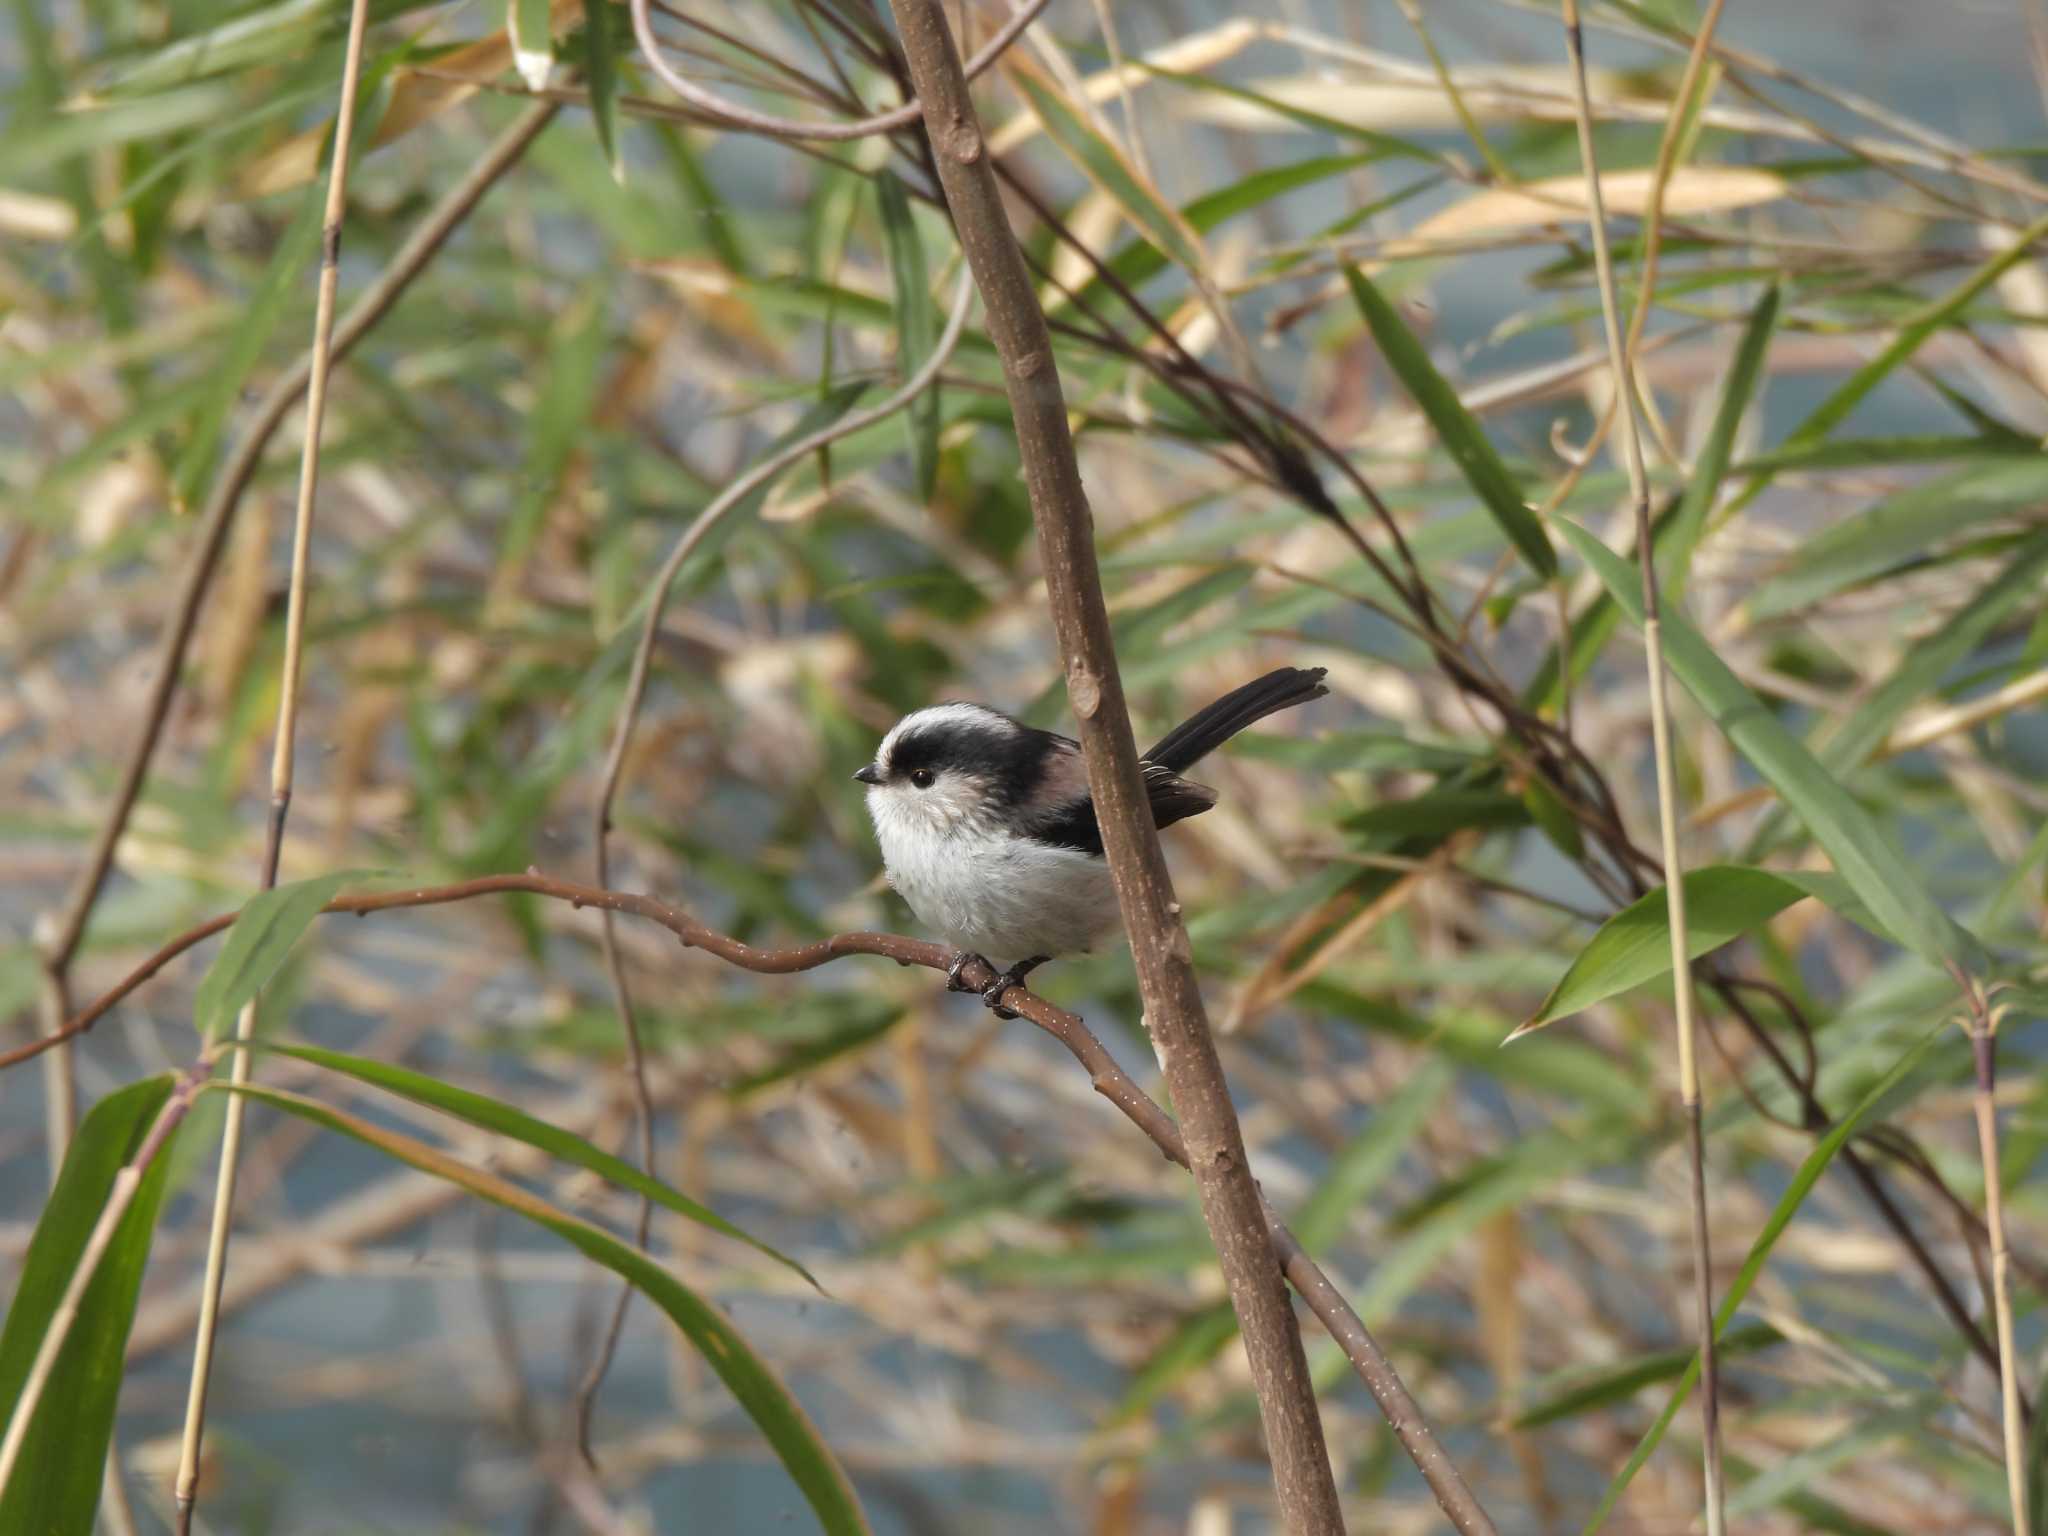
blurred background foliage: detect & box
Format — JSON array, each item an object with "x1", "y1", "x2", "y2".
[{"x1": 4, "y1": 0, "x2": 2048, "y2": 1530}]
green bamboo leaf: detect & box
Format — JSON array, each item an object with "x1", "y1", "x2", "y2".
[
  {"x1": 1820, "y1": 529, "x2": 2048, "y2": 773},
  {"x1": 509, "y1": 0, "x2": 553, "y2": 89},
  {"x1": 1308, "y1": 984, "x2": 1647, "y2": 1119},
  {"x1": 0, "y1": 1077, "x2": 182, "y2": 1535},
  {"x1": 1783, "y1": 212, "x2": 2048, "y2": 451},
  {"x1": 1666, "y1": 284, "x2": 1777, "y2": 596},
  {"x1": 227, "y1": 1083, "x2": 871, "y2": 1536},
  {"x1": 580, "y1": 0, "x2": 622, "y2": 183},
  {"x1": 1516, "y1": 866, "x2": 1866, "y2": 1035},
  {"x1": 96, "y1": 0, "x2": 444, "y2": 93},
  {"x1": 1347, "y1": 786, "x2": 1530, "y2": 845},
  {"x1": 1138, "y1": 63, "x2": 1441, "y2": 161},
  {"x1": 192, "y1": 870, "x2": 358, "y2": 1039},
  {"x1": 1112, "y1": 1303, "x2": 1238, "y2": 1426},
  {"x1": 498, "y1": 285, "x2": 609, "y2": 580},
  {"x1": 1722, "y1": 210, "x2": 2048, "y2": 519},
  {"x1": 1344, "y1": 266, "x2": 1557, "y2": 579},
  {"x1": 1513, "y1": 1322, "x2": 1780, "y2": 1429},
  {"x1": 1734, "y1": 434, "x2": 2039, "y2": 476},
  {"x1": 1010, "y1": 69, "x2": 1204, "y2": 275},
  {"x1": 1361, "y1": 1122, "x2": 1634, "y2": 1323},
  {"x1": 1061, "y1": 150, "x2": 1384, "y2": 314},
  {"x1": 1582, "y1": 1023, "x2": 1947, "y2": 1533},
  {"x1": 1292, "y1": 1059, "x2": 1454, "y2": 1254},
  {"x1": 730, "y1": 1003, "x2": 901, "y2": 1097},
  {"x1": 1746, "y1": 459, "x2": 2048, "y2": 621},
  {"x1": 172, "y1": 179, "x2": 321, "y2": 507},
  {"x1": 875, "y1": 172, "x2": 938, "y2": 501},
  {"x1": 252, "y1": 1041, "x2": 819, "y2": 1287},
  {"x1": 1560, "y1": 519, "x2": 1981, "y2": 974}
]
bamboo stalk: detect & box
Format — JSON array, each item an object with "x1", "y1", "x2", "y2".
[
  {"x1": 172, "y1": 2, "x2": 376, "y2": 1526},
  {"x1": 1558, "y1": 1, "x2": 1726, "y2": 1528}
]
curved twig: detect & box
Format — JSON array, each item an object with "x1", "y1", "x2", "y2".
[
  {"x1": 28, "y1": 869, "x2": 1492, "y2": 1533},
  {"x1": 569, "y1": 267, "x2": 976, "y2": 1461},
  {"x1": 629, "y1": 0, "x2": 1052, "y2": 141}
]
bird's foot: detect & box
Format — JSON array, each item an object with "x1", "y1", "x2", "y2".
[
  {"x1": 978, "y1": 956, "x2": 1051, "y2": 1021},
  {"x1": 945, "y1": 951, "x2": 992, "y2": 994}
]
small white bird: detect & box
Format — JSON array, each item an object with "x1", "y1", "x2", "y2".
[{"x1": 854, "y1": 666, "x2": 1328, "y2": 1013}]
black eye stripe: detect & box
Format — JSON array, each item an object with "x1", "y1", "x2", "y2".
[{"x1": 886, "y1": 715, "x2": 1053, "y2": 806}]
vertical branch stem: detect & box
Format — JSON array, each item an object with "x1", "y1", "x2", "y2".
[
  {"x1": 887, "y1": 5, "x2": 1346, "y2": 1532},
  {"x1": 1559, "y1": 2, "x2": 1725, "y2": 1529},
  {"x1": 173, "y1": 2, "x2": 375, "y2": 1526},
  {"x1": 1972, "y1": 1009, "x2": 2030, "y2": 1536}
]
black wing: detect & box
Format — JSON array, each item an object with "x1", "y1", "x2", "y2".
[{"x1": 1027, "y1": 758, "x2": 1217, "y2": 857}]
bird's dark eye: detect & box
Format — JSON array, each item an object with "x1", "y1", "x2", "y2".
[{"x1": 909, "y1": 768, "x2": 936, "y2": 789}]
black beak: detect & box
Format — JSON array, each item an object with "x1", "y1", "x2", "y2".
[{"x1": 852, "y1": 764, "x2": 882, "y2": 785}]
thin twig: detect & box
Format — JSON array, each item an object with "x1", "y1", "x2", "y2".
[
  {"x1": 175, "y1": 2, "x2": 375, "y2": 1525},
  {"x1": 26, "y1": 96, "x2": 560, "y2": 1208},
  {"x1": 568, "y1": 269, "x2": 977, "y2": 1461},
  {"x1": 630, "y1": 0, "x2": 1052, "y2": 141},
  {"x1": 1558, "y1": 2, "x2": 1724, "y2": 1529},
  {"x1": 40, "y1": 869, "x2": 1492, "y2": 1533}
]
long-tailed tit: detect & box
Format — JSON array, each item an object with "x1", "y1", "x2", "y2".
[{"x1": 854, "y1": 666, "x2": 1328, "y2": 1013}]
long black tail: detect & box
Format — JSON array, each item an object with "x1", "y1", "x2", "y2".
[{"x1": 1144, "y1": 666, "x2": 1328, "y2": 773}]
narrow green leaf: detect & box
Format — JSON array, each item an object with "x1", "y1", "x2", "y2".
[
  {"x1": 1361, "y1": 1122, "x2": 1633, "y2": 1323},
  {"x1": 1722, "y1": 210, "x2": 2048, "y2": 519},
  {"x1": 253, "y1": 1041, "x2": 819, "y2": 1287},
  {"x1": 1112, "y1": 1303, "x2": 1238, "y2": 1426},
  {"x1": 192, "y1": 871, "x2": 356, "y2": 1039},
  {"x1": 1513, "y1": 1322, "x2": 1780, "y2": 1428},
  {"x1": 1062, "y1": 151, "x2": 1382, "y2": 315},
  {"x1": 1734, "y1": 433, "x2": 2039, "y2": 476},
  {"x1": 1821, "y1": 529, "x2": 2048, "y2": 773},
  {"x1": 172, "y1": 180, "x2": 321, "y2": 506},
  {"x1": 0, "y1": 1077, "x2": 181, "y2": 1535},
  {"x1": 1581, "y1": 1023, "x2": 1946, "y2": 1533},
  {"x1": 1344, "y1": 266, "x2": 1556, "y2": 579},
  {"x1": 1519, "y1": 866, "x2": 1865, "y2": 1033},
  {"x1": 730, "y1": 1001, "x2": 901, "y2": 1097},
  {"x1": 1292, "y1": 1059, "x2": 1453, "y2": 1253},
  {"x1": 1560, "y1": 519, "x2": 1980, "y2": 974},
  {"x1": 580, "y1": 0, "x2": 622, "y2": 183},
  {"x1": 1746, "y1": 459, "x2": 2048, "y2": 621},
  {"x1": 1665, "y1": 284, "x2": 1777, "y2": 596},
  {"x1": 1010, "y1": 69, "x2": 1203, "y2": 274},
  {"x1": 509, "y1": 0, "x2": 553, "y2": 89},
  {"x1": 875, "y1": 172, "x2": 938, "y2": 501},
  {"x1": 1784, "y1": 213, "x2": 2048, "y2": 452},
  {"x1": 1348, "y1": 786, "x2": 1530, "y2": 845},
  {"x1": 499, "y1": 286, "x2": 609, "y2": 579},
  {"x1": 227, "y1": 1083, "x2": 871, "y2": 1536}
]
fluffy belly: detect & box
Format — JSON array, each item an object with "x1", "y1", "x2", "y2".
[{"x1": 882, "y1": 827, "x2": 1122, "y2": 964}]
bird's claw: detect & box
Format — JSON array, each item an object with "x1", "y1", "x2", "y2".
[
  {"x1": 946, "y1": 952, "x2": 1027, "y2": 1018},
  {"x1": 945, "y1": 951, "x2": 990, "y2": 994},
  {"x1": 981, "y1": 975, "x2": 1020, "y2": 1020}
]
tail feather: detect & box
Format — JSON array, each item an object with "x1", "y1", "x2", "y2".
[{"x1": 1143, "y1": 666, "x2": 1328, "y2": 773}]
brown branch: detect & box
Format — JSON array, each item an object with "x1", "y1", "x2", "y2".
[
  {"x1": 37, "y1": 871, "x2": 1492, "y2": 1532},
  {"x1": 890, "y1": 5, "x2": 1345, "y2": 1531}
]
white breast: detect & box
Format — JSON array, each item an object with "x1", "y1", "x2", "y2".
[{"x1": 867, "y1": 797, "x2": 1121, "y2": 966}]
